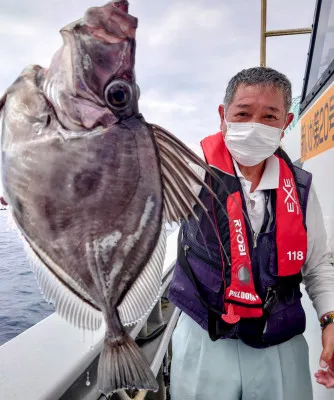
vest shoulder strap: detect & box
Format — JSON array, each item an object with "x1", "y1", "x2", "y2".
[
  {"x1": 293, "y1": 165, "x2": 312, "y2": 219},
  {"x1": 275, "y1": 147, "x2": 312, "y2": 221}
]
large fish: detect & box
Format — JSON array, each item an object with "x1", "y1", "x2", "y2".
[{"x1": 0, "y1": 0, "x2": 220, "y2": 395}]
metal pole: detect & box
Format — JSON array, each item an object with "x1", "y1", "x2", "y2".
[
  {"x1": 266, "y1": 28, "x2": 313, "y2": 37},
  {"x1": 259, "y1": 0, "x2": 312, "y2": 67},
  {"x1": 260, "y1": 0, "x2": 267, "y2": 67}
]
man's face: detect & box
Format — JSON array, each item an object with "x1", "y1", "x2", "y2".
[{"x1": 219, "y1": 84, "x2": 294, "y2": 136}]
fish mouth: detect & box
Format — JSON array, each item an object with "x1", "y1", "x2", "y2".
[
  {"x1": 110, "y1": 0, "x2": 129, "y2": 13},
  {"x1": 80, "y1": 0, "x2": 138, "y2": 43}
]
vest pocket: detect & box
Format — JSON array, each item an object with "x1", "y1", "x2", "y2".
[
  {"x1": 254, "y1": 231, "x2": 278, "y2": 281},
  {"x1": 186, "y1": 248, "x2": 223, "y2": 293},
  {"x1": 262, "y1": 288, "x2": 306, "y2": 345}
]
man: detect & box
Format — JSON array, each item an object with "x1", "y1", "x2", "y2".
[{"x1": 168, "y1": 67, "x2": 334, "y2": 399}]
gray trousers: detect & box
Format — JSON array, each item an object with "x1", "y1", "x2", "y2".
[{"x1": 170, "y1": 312, "x2": 313, "y2": 400}]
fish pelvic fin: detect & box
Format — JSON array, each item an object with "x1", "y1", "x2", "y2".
[
  {"x1": 22, "y1": 235, "x2": 103, "y2": 331},
  {"x1": 98, "y1": 331, "x2": 158, "y2": 395}
]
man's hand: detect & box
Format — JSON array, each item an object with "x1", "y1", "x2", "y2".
[
  {"x1": 315, "y1": 368, "x2": 334, "y2": 388},
  {"x1": 315, "y1": 323, "x2": 334, "y2": 388}
]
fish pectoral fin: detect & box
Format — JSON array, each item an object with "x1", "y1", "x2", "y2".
[
  {"x1": 152, "y1": 124, "x2": 254, "y2": 255},
  {"x1": 117, "y1": 226, "x2": 167, "y2": 326},
  {"x1": 151, "y1": 124, "x2": 218, "y2": 224},
  {"x1": 23, "y1": 237, "x2": 103, "y2": 331}
]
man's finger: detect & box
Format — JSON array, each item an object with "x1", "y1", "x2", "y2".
[
  {"x1": 320, "y1": 347, "x2": 332, "y2": 367},
  {"x1": 316, "y1": 370, "x2": 334, "y2": 389},
  {"x1": 320, "y1": 324, "x2": 334, "y2": 368},
  {"x1": 0, "y1": 196, "x2": 8, "y2": 206},
  {"x1": 316, "y1": 376, "x2": 328, "y2": 386}
]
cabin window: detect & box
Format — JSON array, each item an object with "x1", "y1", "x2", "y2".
[
  {"x1": 300, "y1": 0, "x2": 334, "y2": 113},
  {"x1": 307, "y1": 0, "x2": 334, "y2": 94}
]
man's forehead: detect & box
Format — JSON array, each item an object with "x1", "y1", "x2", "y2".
[{"x1": 231, "y1": 84, "x2": 285, "y2": 111}]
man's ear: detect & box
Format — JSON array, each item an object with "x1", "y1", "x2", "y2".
[
  {"x1": 284, "y1": 113, "x2": 294, "y2": 130},
  {"x1": 281, "y1": 112, "x2": 294, "y2": 139},
  {"x1": 218, "y1": 104, "x2": 225, "y2": 120},
  {"x1": 218, "y1": 104, "x2": 225, "y2": 132}
]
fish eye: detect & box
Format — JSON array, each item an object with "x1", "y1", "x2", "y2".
[
  {"x1": 136, "y1": 84, "x2": 140, "y2": 100},
  {"x1": 104, "y1": 80, "x2": 133, "y2": 109}
]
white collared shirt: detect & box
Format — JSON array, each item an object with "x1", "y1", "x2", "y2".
[
  {"x1": 189, "y1": 144, "x2": 334, "y2": 320},
  {"x1": 232, "y1": 155, "x2": 278, "y2": 234}
]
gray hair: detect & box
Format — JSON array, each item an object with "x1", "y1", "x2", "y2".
[{"x1": 224, "y1": 67, "x2": 292, "y2": 113}]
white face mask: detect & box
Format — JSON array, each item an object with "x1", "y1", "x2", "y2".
[{"x1": 224, "y1": 119, "x2": 284, "y2": 167}]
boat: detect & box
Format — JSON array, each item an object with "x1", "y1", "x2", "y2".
[
  {"x1": 0, "y1": 0, "x2": 333, "y2": 399},
  {"x1": 282, "y1": 2, "x2": 334, "y2": 398}
]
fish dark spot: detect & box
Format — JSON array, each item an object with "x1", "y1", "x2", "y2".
[
  {"x1": 44, "y1": 201, "x2": 57, "y2": 233},
  {"x1": 44, "y1": 199, "x2": 71, "y2": 233},
  {"x1": 58, "y1": 216, "x2": 71, "y2": 231},
  {"x1": 74, "y1": 169, "x2": 101, "y2": 197},
  {"x1": 45, "y1": 115, "x2": 51, "y2": 126}
]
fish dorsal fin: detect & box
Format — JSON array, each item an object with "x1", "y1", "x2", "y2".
[
  {"x1": 22, "y1": 237, "x2": 103, "y2": 331},
  {"x1": 117, "y1": 226, "x2": 167, "y2": 326}
]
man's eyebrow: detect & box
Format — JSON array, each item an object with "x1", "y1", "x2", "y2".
[
  {"x1": 264, "y1": 106, "x2": 280, "y2": 113},
  {"x1": 235, "y1": 104, "x2": 280, "y2": 112},
  {"x1": 235, "y1": 104, "x2": 250, "y2": 108}
]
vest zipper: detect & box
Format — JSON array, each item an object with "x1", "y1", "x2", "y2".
[
  {"x1": 183, "y1": 244, "x2": 222, "y2": 270},
  {"x1": 253, "y1": 232, "x2": 259, "y2": 248},
  {"x1": 263, "y1": 286, "x2": 278, "y2": 316},
  {"x1": 264, "y1": 286, "x2": 273, "y2": 303}
]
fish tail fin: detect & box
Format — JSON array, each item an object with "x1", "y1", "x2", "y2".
[{"x1": 97, "y1": 332, "x2": 158, "y2": 395}]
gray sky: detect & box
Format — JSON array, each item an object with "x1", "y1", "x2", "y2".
[{"x1": 0, "y1": 0, "x2": 316, "y2": 146}]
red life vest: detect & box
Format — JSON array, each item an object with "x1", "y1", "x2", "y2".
[{"x1": 201, "y1": 132, "x2": 308, "y2": 320}]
